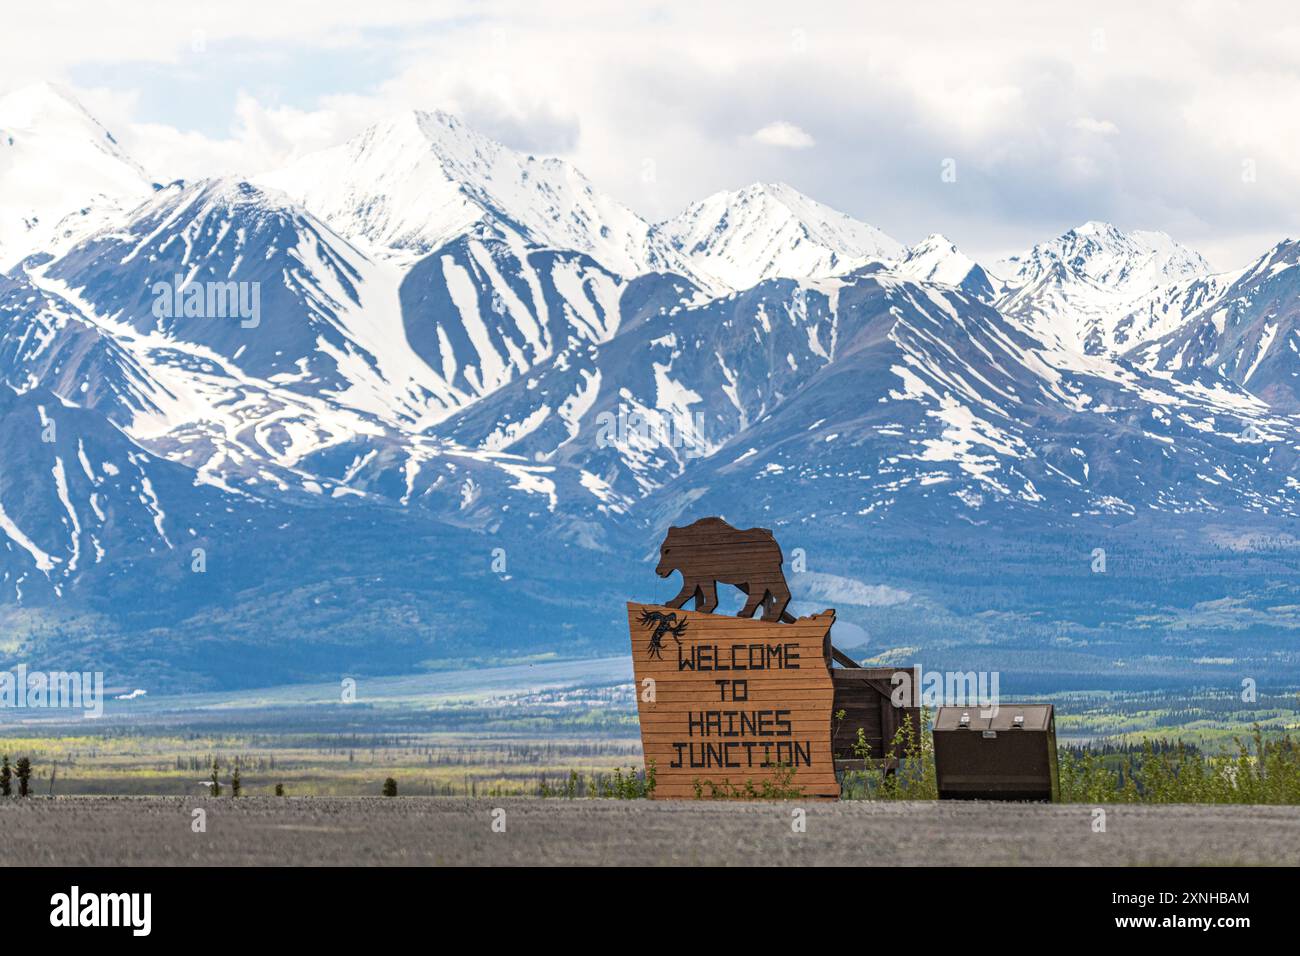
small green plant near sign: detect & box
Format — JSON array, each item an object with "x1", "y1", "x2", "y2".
[
  {"x1": 691, "y1": 762, "x2": 803, "y2": 800},
  {"x1": 839, "y1": 710, "x2": 938, "y2": 800},
  {"x1": 537, "y1": 761, "x2": 657, "y2": 799}
]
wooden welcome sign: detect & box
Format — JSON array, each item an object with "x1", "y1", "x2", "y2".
[{"x1": 628, "y1": 517, "x2": 839, "y2": 799}]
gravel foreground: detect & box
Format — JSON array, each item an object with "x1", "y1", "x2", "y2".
[{"x1": 2, "y1": 797, "x2": 1298, "y2": 866}]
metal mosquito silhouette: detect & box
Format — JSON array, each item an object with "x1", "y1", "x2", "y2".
[{"x1": 638, "y1": 609, "x2": 689, "y2": 660}]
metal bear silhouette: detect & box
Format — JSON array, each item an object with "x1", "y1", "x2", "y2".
[{"x1": 655, "y1": 516, "x2": 796, "y2": 623}]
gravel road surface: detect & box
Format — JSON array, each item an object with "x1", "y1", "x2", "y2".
[{"x1": 3, "y1": 797, "x2": 1297, "y2": 866}]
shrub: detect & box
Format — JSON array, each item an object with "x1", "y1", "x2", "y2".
[
  {"x1": 841, "y1": 708, "x2": 937, "y2": 800},
  {"x1": 1060, "y1": 728, "x2": 1300, "y2": 804},
  {"x1": 539, "y1": 762, "x2": 656, "y2": 799}
]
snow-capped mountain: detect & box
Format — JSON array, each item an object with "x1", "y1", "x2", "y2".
[
  {"x1": 24, "y1": 177, "x2": 449, "y2": 495},
  {"x1": 657, "y1": 289, "x2": 1298, "y2": 526},
  {"x1": 3, "y1": 83, "x2": 1300, "y2": 689},
  {"x1": 653, "y1": 182, "x2": 904, "y2": 290},
  {"x1": 257, "y1": 110, "x2": 689, "y2": 279},
  {"x1": 18, "y1": 172, "x2": 673, "y2": 500},
  {"x1": 892, "y1": 233, "x2": 996, "y2": 300},
  {"x1": 440, "y1": 265, "x2": 1300, "y2": 525},
  {"x1": 437, "y1": 273, "x2": 852, "y2": 514},
  {"x1": 996, "y1": 221, "x2": 1212, "y2": 354},
  {"x1": 0, "y1": 82, "x2": 153, "y2": 271},
  {"x1": 1131, "y1": 238, "x2": 1300, "y2": 410}
]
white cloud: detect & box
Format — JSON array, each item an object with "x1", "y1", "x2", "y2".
[
  {"x1": 751, "y1": 121, "x2": 815, "y2": 149},
  {"x1": 5, "y1": 1, "x2": 1300, "y2": 269},
  {"x1": 1071, "y1": 117, "x2": 1120, "y2": 136},
  {"x1": 798, "y1": 573, "x2": 910, "y2": 607}
]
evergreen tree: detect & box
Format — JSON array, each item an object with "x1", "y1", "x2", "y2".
[
  {"x1": 0, "y1": 755, "x2": 11, "y2": 796},
  {"x1": 209, "y1": 758, "x2": 221, "y2": 797},
  {"x1": 382, "y1": 777, "x2": 398, "y2": 797},
  {"x1": 274, "y1": 783, "x2": 284, "y2": 797},
  {"x1": 230, "y1": 766, "x2": 241, "y2": 797},
  {"x1": 15, "y1": 757, "x2": 32, "y2": 797}
]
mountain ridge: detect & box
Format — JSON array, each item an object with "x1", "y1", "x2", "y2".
[{"x1": 2, "y1": 84, "x2": 1300, "y2": 689}]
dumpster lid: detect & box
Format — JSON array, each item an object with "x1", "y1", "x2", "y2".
[{"x1": 934, "y1": 704, "x2": 1053, "y2": 732}]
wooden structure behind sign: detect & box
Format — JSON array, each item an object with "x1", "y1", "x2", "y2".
[
  {"x1": 831, "y1": 666, "x2": 922, "y2": 767},
  {"x1": 627, "y1": 602, "x2": 839, "y2": 799}
]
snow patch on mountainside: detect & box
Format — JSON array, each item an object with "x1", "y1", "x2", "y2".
[{"x1": 0, "y1": 499, "x2": 56, "y2": 572}]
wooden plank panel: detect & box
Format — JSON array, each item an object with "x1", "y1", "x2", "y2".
[
  {"x1": 636, "y1": 693, "x2": 835, "y2": 707},
  {"x1": 628, "y1": 602, "x2": 839, "y2": 799},
  {"x1": 639, "y1": 717, "x2": 833, "y2": 730},
  {"x1": 830, "y1": 664, "x2": 922, "y2": 762}
]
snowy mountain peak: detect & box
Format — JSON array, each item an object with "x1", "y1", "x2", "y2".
[
  {"x1": 654, "y1": 181, "x2": 904, "y2": 290},
  {"x1": 261, "y1": 118, "x2": 898, "y2": 291},
  {"x1": 911, "y1": 231, "x2": 957, "y2": 249},
  {"x1": 731, "y1": 181, "x2": 827, "y2": 207},
  {"x1": 360, "y1": 108, "x2": 523, "y2": 182},
  {"x1": 257, "y1": 108, "x2": 677, "y2": 278},
  {"x1": 159, "y1": 176, "x2": 295, "y2": 215},
  {"x1": 996, "y1": 221, "x2": 1213, "y2": 353},
  {"x1": 1125, "y1": 234, "x2": 1300, "y2": 409},
  {"x1": 901, "y1": 232, "x2": 965, "y2": 271},
  {"x1": 1003, "y1": 221, "x2": 1210, "y2": 292},
  {"x1": 0, "y1": 83, "x2": 152, "y2": 270},
  {"x1": 892, "y1": 233, "x2": 996, "y2": 300},
  {"x1": 1071, "y1": 219, "x2": 1123, "y2": 238},
  {"x1": 0, "y1": 81, "x2": 108, "y2": 131}
]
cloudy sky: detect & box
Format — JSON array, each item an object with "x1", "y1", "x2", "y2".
[{"x1": 6, "y1": 0, "x2": 1299, "y2": 269}]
